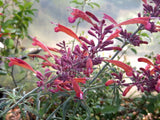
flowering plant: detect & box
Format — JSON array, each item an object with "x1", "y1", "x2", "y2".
[{"x1": 1, "y1": 0, "x2": 160, "y2": 119}]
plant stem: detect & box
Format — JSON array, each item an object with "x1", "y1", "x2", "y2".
[
  {"x1": 36, "y1": 91, "x2": 41, "y2": 120},
  {"x1": 11, "y1": 66, "x2": 17, "y2": 87}
]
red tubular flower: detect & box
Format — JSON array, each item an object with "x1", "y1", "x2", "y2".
[
  {"x1": 105, "y1": 80, "x2": 117, "y2": 86},
  {"x1": 0, "y1": 13, "x2": 3, "y2": 15},
  {"x1": 84, "y1": 58, "x2": 93, "y2": 77},
  {"x1": 32, "y1": 37, "x2": 54, "y2": 58},
  {"x1": 74, "y1": 78, "x2": 86, "y2": 84},
  {"x1": 103, "y1": 13, "x2": 117, "y2": 24},
  {"x1": 115, "y1": 17, "x2": 150, "y2": 27},
  {"x1": 28, "y1": 54, "x2": 53, "y2": 66},
  {"x1": 142, "y1": 0, "x2": 147, "y2": 4},
  {"x1": 105, "y1": 60, "x2": 133, "y2": 76},
  {"x1": 72, "y1": 79, "x2": 83, "y2": 99},
  {"x1": 123, "y1": 85, "x2": 134, "y2": 96},
  {"x1": 102, "y1": 47, "x2": 122, "y2": 51},
  {"x1": 150, "y1": 65, "x2": 160, "y2": 75},
  {"x1": 47, "y1": 46, "x2": 60, "y2": 53},
  {"x1": 8, "y1": 58, "x2": 36, "y2": 73},
  {"x1": 53, "y1": 23, "x2": 83, "y2": 44},
  {"x1": 68, "y1": 8, "x2": 93, "y2": 25},
  {"x1": 106, "y1": 29, "x2": 121, "y2": 40},
  {"x1": 138, "y1": 58, "x2": 154, "y2": 66}
]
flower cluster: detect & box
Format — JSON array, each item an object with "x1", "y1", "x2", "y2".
[
  {"x1": 7, "y1": 0, "x2": 160, "y2": 99},
  {"x1": 105, "y1": 54, "x2": 160, "y2": 96},
  {"x1": 8, "y1": 8, "x2": 122, "y2": 99},
  {"x1": 140, "y1": 0, "x2": 160, "y2": 32}
]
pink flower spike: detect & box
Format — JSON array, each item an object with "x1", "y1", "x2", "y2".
[
  {"x1": 53, "y1": 23, "x2": 83, "y2": 44},
  {"x1": 123, "y1": 85, "x2": 134, "y2": 96},
  {"x1": 105, "y1": 60, "x2": 133, "y2": 76},
  {"x1": 8, "y1": 58, "x2": 36, "y2": 73},
  {"x1": 0, "y1": 13, "x2": 3, "y2": 15},
  {"x1": 68, "y1": 8, "x2": 93, "y2": 25},
  {"x1": 32, "y1": 37, "x2": 54, "y2": 58},
  {"x1": 72, "y1": 79, "x2": 83, "y2": 99},
  {"x1": 103, "y1": 13, "x2": 117, "y2": 24},
  {"x1": 115, "y1": 17, "x2": 150, "y2": 27},
  {"x1": 138, "y1": 58, "x2": 154, "y2": 66},
  {"x1": 105, "y1": 80, "x2": 117, "y2": 86},
  {"x1": 155, "y1": 79, "x2": 160, "y2": 92},
  {"x1": 106, "y1": 29, "x2": 121, "y2": 40}
]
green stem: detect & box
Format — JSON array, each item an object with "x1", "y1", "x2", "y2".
[
  {"x1": 36, "y1": 91, "x2": 41, "y2": 120},
  {"x1": 11, "y1": 66, "x2": 17, "y2": 87}
]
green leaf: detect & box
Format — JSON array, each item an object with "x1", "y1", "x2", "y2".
[
  {"x1": 2, "y1": 20, "x2": 15, "y2": 28},
  {"x1": 130, "y1": 48, "x2": 137, "y2": 54},
  {"x1": 0, "y1": 0, "x2": 3, "y2": 7},
  {"x1": 24, "y1": 1, "x2": 33, "y2": 9},
  {"x1": 141, "y1": 32, "x2": 151, "y2": 40},
  {"x1": 90, "y1": 2, "x2": 100, "y2": 8},
  {"x1": 4, "y1": 38, "x2": 14, "y2": 49},
  {"x1": 62, "y1": 97, "x2": 72, "y2": 120},
  {"x1": 87, "y1": 3, "x2": 94, "y2": 8},
  {"x1": 70, "y1": 0, "x2": 83, "y2": 5}
]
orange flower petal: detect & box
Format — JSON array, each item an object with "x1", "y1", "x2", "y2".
[
  {"x1": 32, "y1": 37, "x2": 54, "y2": 58},
  {"x1": 72, "y1": 79, "x2": 83, "y2": 99},
  {"x1": 105, "y1": 60, "x2": 133, "y2": 76},
  {"x1": 142, "y1": 0, "x2": 147, "y2": 4},
  {"x1": 47, "y1": 46, "x2": 60, "y2": 53},
  {"x1": 103, "y1": 13, "x2": 117, "y2": 24},
  {"x1": 105, "y1": 80, "x2": 117, "y2": 86},
  {"x1": 138, "y1": 58, "x2": 154, "y2": 66},
  {"x1": 123, "y1": 85, "x2": 134, "y2": 96},
  {"x1": 53, "y1": 23, "x2": 83, "y2": 44},
  {"x1": 28, "y1": 54, "x2": 51, "y2": 64},
  {"x1": 115, "y1": 17, "x2": 150, "y2": 27},
  {"x1": 8, "y1": 58, "x2": 36, "y2": 73},
  {"x1": 74, "y1": 78, "x2": 86, "y2": 84}
]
